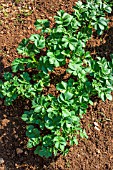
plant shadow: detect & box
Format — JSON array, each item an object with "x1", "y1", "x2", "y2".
[
  {"x1": 86, "y1": 26, "x2": 113, "y2": 61},
  {"x1": 0, "y1": 97, "x2": 56, "y2": 170},
  {"x1": 0, "y1": 57, "x2": 55, "y2": 170},
  {"x1": 0, "y1": 56, "x2": 4, "y2": 79}
]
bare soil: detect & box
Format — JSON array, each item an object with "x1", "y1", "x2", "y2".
[{"x1": 0, "y1": 0, "x2": 113, "y2": 170}]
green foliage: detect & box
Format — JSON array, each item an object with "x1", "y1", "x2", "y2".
[
  {"x1": 73, "y1": 0, "x2": 112, "y2": 35},
  {"x1": 103, "y1": 0, "x2": 113, "y2": 7},
  {"x1": 0, "y1": 0, "x2": 113, "y2": 158}
]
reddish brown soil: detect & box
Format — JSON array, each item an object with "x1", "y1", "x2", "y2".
[{"x1": 0, "y1": 0, "x2": 113, "y2": 170}]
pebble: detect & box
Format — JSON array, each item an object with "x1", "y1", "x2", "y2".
[
  {"x1": 94, "y1": 122, "x2": 99, "y2": 127},
  {"x1": 24, "y1": 151, "x2": 28, "y2": 155},
  {"x1": 16, "y1": 148, "x2": 23, "y2": 154},
  {"x1": 14, "y1": 134, "x2": 18, "y2": 139},
  {"x1": 96, "y1": 149, "x2": 101, "y2": 154},
  {"x1": 94, "y1": 122, "x2": 100, "y2": 132},
  {"x1": 24, "y1": 105, "x2": 29, "y2": 110},
  {"x1": 0, "y1": 167, "x2": 5, "y2": 170},
  {"x1": 93, "y1": 101, "x2": 97, "y2": 108},
  {"x1": 43, "y1": 165, "x2": 47, "y2": 169},
  {"x1": 0, "y1": 158, "x2": 4, "y2": 164},
  {"x1": 94, "y1": 126, "x2": 100, "y2": 131},
  {"x1": 100, "y1": 108, "x2": 105, "y2": 113},
  {"x1": 15, "y1": 163, "x2": 19, "y2": 168}
]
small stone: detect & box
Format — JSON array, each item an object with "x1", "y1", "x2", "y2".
[
  {"x1": 96, "y1": 149, "x2": 101, "y2": 154},
  {"x1": 15, "y1": 163, "x2": 18, "y2": 168},
  {"x1": 100, "y1": 108, "x2": 105, "y2": 113},
  {"x1": 24, "y1": 151, "x2": 28, "y2": 155},
  {"x1": 16, "y1": 148, "x2": 23, "y2": 154},
  {"x1": 94, "y1": 126, "x2": 100, "y2": 131},
  {"x1": 43, "y1": 165, "x2": 47, "y2": 169},
  {"x1": 29, "y1": 6, "x2": 32, "y2": 10},
  {"x1": 93, "y1": 101, "x2": 97, "y2": 108},
  {"x1": 24, "y1": 105, "x2": 29, "y2": 110},
  {"x1": 94, "y1": 122, "x2": 99, "y2": 127},
  {"x1": 14, "y1": 134, "x2": 18, "y2": 139},
  {"x1": 2, "y1": 119, "x2": 10, "y2": 126},
  {"x1": 0, "y1": 158, "x2": 4, "y2": 164},
  {"x1": 0, "y1": 167, "x2": 5, "y2": 170},
  {"x1": 110, "y1": 155, "x2": 113, "y2": 160}
]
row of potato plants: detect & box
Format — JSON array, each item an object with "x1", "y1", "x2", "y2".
[{"x1": 0, "y1": 0, "x2": 113, "y2": 157}]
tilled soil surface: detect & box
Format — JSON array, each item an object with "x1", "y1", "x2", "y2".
[{"x1": 0, "y1": 0, "x2": 113, "y2": 170}]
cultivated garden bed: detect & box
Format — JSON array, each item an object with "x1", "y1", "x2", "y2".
[{"x1": 0, "y1": 0, "x2": 113, "y2": 169}]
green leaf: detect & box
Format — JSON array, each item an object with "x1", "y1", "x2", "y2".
[
  {"x1": 80, "y1": 129, "x2": 88, "y2": 139},
  {"x1": 105, "y1": 6, "x2": 112, "y2": 13},
  {"x1": 4, "y1": 72, "x2": 13, "y2": 80},
  {"x1": 21, "y1": 72, "x2": 31, "y2": 81},
  {"x1": 106, "y1": 93, "x2": 112, "y2": 100},
  {"x1": 45, "y1": 118, "x2": 54, "y2": 130},
  {"x1": 17, "y1": 38, "x2": 29, "y2": 55},
  {"x1": 4, "y1": 97, "x2": 13, "y2": 106},
  {"x1": 29, "y1": 34, "x2": 45, "y2": 49},
  {"x1": 34, "y1": 106, "x2": 42, "y2": 113},
  {"x1": 60, "y1": 144, "x2": 65, "y2": 151},
  {"x1": 69, "y1": 43, "x2": 75, "y2": 51},
  {"x1": 27, "y1": 140, "x2": 33, "y2": 148},
  {"x1": 98, "y1": 23, "x2": 105, "y2": 30},
  {"x1": 34, "y1": 19, "x2": 50, "y2": 30},
  {"x1": 99, "y1": 17, "x2": 108, "y2": 26},
  {"x1": 65, "y1": 92, "x2": 73, "y2": 100},
  {"x1": 56, "y1": 81, "x2": 67, "y2": 92},
  {"x1": 21, "y1": 114, "x2": 28, "y2": 121},
  {"x1": 73, "y1": 137, "x2": 78, "y2": 145},
  {"x1": 62, "y1": 108, "x2": 70, "y2": 117},
  {"x1": 29, "y1": 34, "x2": 39, "y2": 42},
  {"x1": 26, "y1": 125, "x2": 40, "y2": 138},
  {"x1": 100, "y1": 92, "x2": 105, "y2": 101},
  {"x1": 34, "y1": 146, "x2": 52, "y2": 158},
  {"x1": 55, "y1": 141, "x2": 59, "y2": 149}
]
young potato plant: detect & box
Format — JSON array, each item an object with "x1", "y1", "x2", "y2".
[{"x1": 0, "y1": 0, "x2": 113, "y2": 158}]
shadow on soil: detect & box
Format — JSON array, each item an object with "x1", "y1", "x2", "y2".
[
  {"x1": 0, "y1": 57, "x2": 55, "y2": 169},
  {"x1": 86, "y1": 26, "x2": 113, "y2": 60},
  {"x1": 0, "y1": 56, "x2": 4, "y2": 78},
  {"x1": 0, "y1": 98, "x2": 55, "y2": 170}
]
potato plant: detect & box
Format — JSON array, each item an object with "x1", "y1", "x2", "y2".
[{"x1": 0, "y1": 0, "x2": 113, "y2": 158}]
